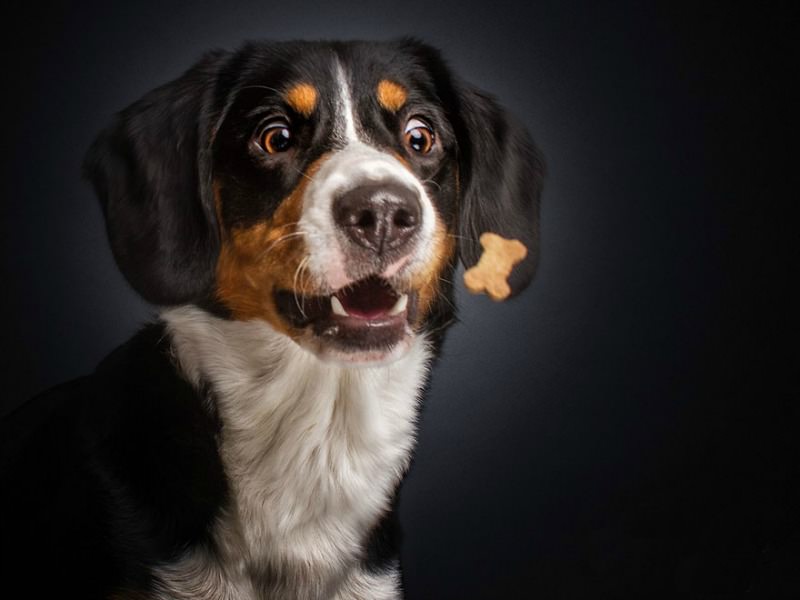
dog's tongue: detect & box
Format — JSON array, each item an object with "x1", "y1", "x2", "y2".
[{"x1": 336, "y1": 277, "x2": 398, "y2": 319}]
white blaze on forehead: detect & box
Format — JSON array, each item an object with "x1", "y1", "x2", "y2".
[{"x1": 333, "y1": 60, "x2": 360, "y2": 144}]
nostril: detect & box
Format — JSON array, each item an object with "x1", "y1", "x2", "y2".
[
  {"x1": 356, "y1": 210, "x2": 376, "y2": 229},
  {"x1": 393, "y1": 208, "x2": 417, "y2": 229}
]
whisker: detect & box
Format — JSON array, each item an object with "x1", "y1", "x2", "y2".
[
  {"x1": 421, "y1": 311, "x2": 459, "y2": 339},
  {"x1": 293, "y1": 256, "x2": 311, "y2": 319},
  {"x1": 272, "y1": 221, "x2": 302, "y2": 230},
  {"x1": 297, "y1": 257, "x2": 313, "y2": 316},
  {"x1": 421, "y1": 178, "x2": 442, "y2": 192},
  {"x1": 445, "y1": 232, "x2": 478, "y2": 244},
  {"x1": 258, "y1": 230, "x2": 308, "y2": 261},
  {"x1": 436, "y1": 281, "x2": 458, "y2": 312},
  {"x1": 292, "y1": 166, "x2": 316, "y2": 183},
  {"x1": 239, "y1": 85, "x2": 283, "y2": 94}
]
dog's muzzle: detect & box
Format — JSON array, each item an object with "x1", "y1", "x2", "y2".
[{"x1": 287, "y1": 146, "x2": 437, "y2": 363}]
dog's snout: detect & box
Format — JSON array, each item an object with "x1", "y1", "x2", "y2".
[{"x1": 333, "y1": 182, "x2": 421, "y2": 254}]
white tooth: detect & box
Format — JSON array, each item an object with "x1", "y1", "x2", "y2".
[
  {"x1": 331, "y1": 295, "x2": 349, "y2": 317},
  {"x1": 389, "y1": 294, "x2": 408, "y2": 316}
]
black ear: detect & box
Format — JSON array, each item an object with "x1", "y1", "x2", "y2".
[
  {"x1": 84, "y1": 50, "x2": 229, "y2": 306},
  {"x1": 454, "y1": 85, "x2": 545, "y2": 298}
]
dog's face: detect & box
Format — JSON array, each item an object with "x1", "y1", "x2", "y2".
[
  {"x1": 212, "y1": 45, "x2": 460, "y2": 363},
  {"x1": 85, "y1": 40, "x2": 543, "y2": 364}
]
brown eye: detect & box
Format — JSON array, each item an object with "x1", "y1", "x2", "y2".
[
  {"x1": 260, "y1": 123, "x2": 293, "y2": 154},
  {"x1": 404, "y1": 118, "x2": 434, "y2": 154}
]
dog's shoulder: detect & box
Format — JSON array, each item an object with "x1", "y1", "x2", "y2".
[{"x1": 0, "y1": 323, "x2": 226, "y2": 595}]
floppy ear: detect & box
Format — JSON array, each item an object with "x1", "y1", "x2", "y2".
[
  {"x1": 454, "y1": 85, "x2": 545, "y2": 298},
  {"x1": 83, "y1": 50, "x2": 229, "y2": 306}
]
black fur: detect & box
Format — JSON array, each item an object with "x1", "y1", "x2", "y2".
[
  {"x1": 83, "y1": 51, "x2": 227, "y2": 306},
  {"x1": 0, "y1": 324, "x2": 227, "y2": 596},
  {"x1": 1, "y1": 39, "x2": 543, "y2": 598}
]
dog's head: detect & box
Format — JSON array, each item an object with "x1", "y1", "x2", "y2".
[{"x1": 85, "y1": 39, "x2": 544, "y2": 364}]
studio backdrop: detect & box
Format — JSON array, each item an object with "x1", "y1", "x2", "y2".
[{"x1": 1, "y1": 1, "x2": 794, "y2": 597}]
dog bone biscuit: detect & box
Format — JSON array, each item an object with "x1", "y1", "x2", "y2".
[{"x1": 463, "y1": 232, "x2": 527, "y2": 301}]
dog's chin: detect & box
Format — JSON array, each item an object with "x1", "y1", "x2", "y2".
[
  {"x1": 301, "y1": 335, "x2": 416, "y2": 367},
  {"x1": 274, "y1": 275, "x2": 420, "y2": 367}
]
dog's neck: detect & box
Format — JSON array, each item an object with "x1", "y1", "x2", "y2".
[{"x1": 160, "y1": 306, "x2": 429, "y2": 578}]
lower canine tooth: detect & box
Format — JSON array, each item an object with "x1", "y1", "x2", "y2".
[
  {"x1": 389, "y1": 294, "x2": 408, "y2": 316},
  {"x1": 331, "y1": 296, "x2": 349, "y2": 317}
]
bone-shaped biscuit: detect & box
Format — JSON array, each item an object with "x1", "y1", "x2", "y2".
[{"x1": 463, "y1": 232, "x2": 528, "y2": 301}]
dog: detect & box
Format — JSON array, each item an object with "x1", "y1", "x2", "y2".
[{"x1": 0, "y1": 38, "x2": 543, "y2": 599}]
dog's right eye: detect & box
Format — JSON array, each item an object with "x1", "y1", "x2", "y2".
[{"x1": 258, "y1": 122, "x2": 293, "y2": 154}]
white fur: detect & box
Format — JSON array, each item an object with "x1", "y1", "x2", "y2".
[
  {"x1": 333, "y1": 60, "x2": 360, "y2": 145},
  {"x1": 299, "y1": 61, "x2": 438, "y2": 294},
  {"x1": 333, "y1": 565, "x2": 402, "y2": 600},
  {"x1": 156, "y1": 306, "x2": 430, "y2": 599}
]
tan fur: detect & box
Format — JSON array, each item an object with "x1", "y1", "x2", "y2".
[
  {"x1": 285, "y1": 83, "x2": 318, "y2": 117},
  {"x1": 376, "y1": 80, "x2": 407, "y2": 113},
  {"x1": 215, "y1": 156, "x2": 329, "y2": 336},
  {"x1": 412, "y1": 218, "x2": 456, "y2": 322}
]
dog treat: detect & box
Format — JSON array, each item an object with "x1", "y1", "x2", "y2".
[{"x1": 463, "y1": 232, "x2": 528, "y2": 301}]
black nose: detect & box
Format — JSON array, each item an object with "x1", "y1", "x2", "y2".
[{"x1": 333, "y1": 182, "x2": 421, "y2": 255}]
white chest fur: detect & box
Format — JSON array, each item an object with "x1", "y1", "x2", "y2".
[{"x1": 158, "y1": 307, "x2": 429, "y2": 599}]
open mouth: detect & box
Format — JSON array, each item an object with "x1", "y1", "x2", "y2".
[{"x1": 274, "y1": 276, "x2": 419, "y2": 354}]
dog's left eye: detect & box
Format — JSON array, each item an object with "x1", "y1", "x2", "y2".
[
  {"x1": 258, "y1": 121, "x2": 293, "y2": 154},
  {"x1": 404, "y1": 118, "x2": 434, "y2": 154}
]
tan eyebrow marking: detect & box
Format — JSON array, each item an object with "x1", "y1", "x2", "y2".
[
  {"x1": 377, "y1": 80, "x2": 408, "y2": 112},
  {"x1": 285, "y1": 83, "x2": 318, "y2": 117}
]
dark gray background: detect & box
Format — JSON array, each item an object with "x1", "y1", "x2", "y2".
[{"x1": 1, "y1": 1, "x2": 795, "y2": 597}]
